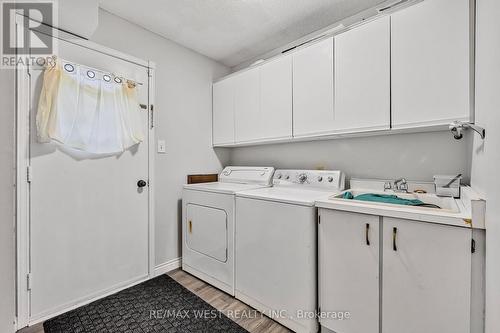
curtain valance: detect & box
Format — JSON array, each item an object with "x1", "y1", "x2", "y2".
[{"x1": 37, "y1": 59, "x2": 144, "y2": 154}]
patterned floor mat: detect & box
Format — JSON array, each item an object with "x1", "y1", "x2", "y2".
[{"x1": 43, "y1": 275, "x2": 248, "y2": 333}]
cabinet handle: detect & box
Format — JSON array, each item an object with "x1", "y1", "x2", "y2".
[
  {"x1": 393, "y1": 227, "x2": 398, "y2": 251},
  {"x1": 188, "y1": 220, "x2": 192, "y2": 233},
  {"x1": 365, "y1": 223, "x2": 370, "y2": 246}
]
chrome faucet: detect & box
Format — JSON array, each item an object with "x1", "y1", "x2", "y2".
[{"x1": 393, "y1": 178, "x2": 409, "y2": 193}]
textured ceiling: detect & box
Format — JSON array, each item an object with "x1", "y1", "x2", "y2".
[{"x1": 99, "y1": 0, "x2": 387, "y2": 67}]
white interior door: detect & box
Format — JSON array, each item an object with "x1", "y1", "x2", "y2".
[{"x1": 28, "y1": 38, "x2": 151, "y2": 321}]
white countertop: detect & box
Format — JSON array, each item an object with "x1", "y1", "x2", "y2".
[{"x1": 315, "y1": 180, "x2": 485, "y2": 229}]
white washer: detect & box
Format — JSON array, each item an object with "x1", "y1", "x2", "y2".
[
  {"x1": 235, "y1": 170, "x2": 345, "y2": 333},
  {"x1": 182, "y1": 166, "x2": 274, "y2": 295}
]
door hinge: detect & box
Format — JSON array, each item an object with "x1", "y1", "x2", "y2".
[
  {"x1": 150, "y1": 104, "x2": 154, "y2": 129},
  {"x1": 147, "y1": 68, "x2": 153, "y2": 78},
  {"x1": 26, "y1": 166, "x2": 32, "y2": 183},
  {"x1": 26, "y1": 273, "x2": 32, "y2": 291},
  {"x1": 471, "y1": 238, "x2": 476, "y2": 253}
]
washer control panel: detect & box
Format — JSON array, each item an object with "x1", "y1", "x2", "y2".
[{"x1": 273, "y1": 170, "x2": 345, "y2": 190}]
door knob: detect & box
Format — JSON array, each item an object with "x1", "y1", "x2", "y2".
[{"x1": 137, "y1": 180, "x2": 147, "y2": 188}]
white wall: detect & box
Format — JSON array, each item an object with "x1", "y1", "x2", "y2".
[
  {"x1": 471, "y1": 0, "x2": 500, "y2": 332},
  {"x1": 56, "y1": 0, "x2": 99, "y2": 38},
  {"x1": 0, "y1": 70, "x2": 16, "y2": 332},
  {"x1": 91, "y1": 9, "x2": 230, "y2": 267},
  {"x1": 32, "y1": 0, "x2": 99, "y2": 38},
  {"x1": 230, "y1": 131, "x2": 471, "y2": 183}
]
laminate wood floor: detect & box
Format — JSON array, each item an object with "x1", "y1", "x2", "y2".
[{"x1": 17, "y1": 269, "x2": 291, "y2": 333}]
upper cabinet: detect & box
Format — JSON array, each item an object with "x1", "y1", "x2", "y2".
[
  {"x1": 391, "y1": 0, "x2": 472, "y2": 128},
  {"x1": 260, "y1": 56, "x2": 293, "y2": 141},
  {"x1": 334, "y1": 16, "x2": 391, "y2": 132},
  {"x1": 212, "y1": 78, "x2": 234, "y2": 146},
  {"x1": 213, "y1": 55, "x2": 293, "y2": 145},
  {"x1": 234, "y1": 69, "x2": 261, "y2": 143},
  {"x1": 292, "y1": 37, "x2": 335, "y2": 137},
  {"x1": 212, "y1": 0, "x2": 474, "y2": 147}
]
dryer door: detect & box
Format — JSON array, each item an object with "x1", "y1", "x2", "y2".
[{"x1": 186, "y1": 204, "x2": 228, "y2": 262}]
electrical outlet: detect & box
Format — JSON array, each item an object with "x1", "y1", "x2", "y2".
[{"x1": 157, "y1": 139, "x2": 166, "y2": 153}]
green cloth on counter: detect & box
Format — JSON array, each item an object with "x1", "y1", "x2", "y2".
[
  {"x1": 342, "y1": 192, "x2": 354, "y2": 199},
  {"x1": 342, "y1": 192, "x2": 425, "y2": 206}
]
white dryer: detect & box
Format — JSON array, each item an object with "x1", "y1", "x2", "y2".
[
  {"x1": 235, "y1": 170, "x2": 345, "y2": 333},
  {"x1": 182, "y1": 166, "x2": 274, "y2": 295}
]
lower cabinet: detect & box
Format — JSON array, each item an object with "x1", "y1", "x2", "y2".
[
  {"x1": 319, "y1": 210, "x2": 380, "y2": 333},
  {"x1": 382, "y1": 217, "x2": 472, "y2": 333},
  {"x1": 319, "y1": 209, "x2": 473, "y2": 333}
]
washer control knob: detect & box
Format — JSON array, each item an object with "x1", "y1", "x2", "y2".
[
  {"x1": 298, "y1": 173, "x2": 308, "y2": 183},
  {"x1": 285, "y1": 175, "x2": 290, "y2": 180},
  {"x1": 317, "y1": 176, "x2": 323, "y2": 182},
  {"x1": 276, "y1": 174, "x2": 282, "y2": 179},
  {"x1": 327, "y1": 176, "x2": 334, "y2": 183}
]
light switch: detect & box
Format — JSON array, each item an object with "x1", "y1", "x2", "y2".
[{"x1": 157, "y1": 139, "x2": 166, "y2": 153}]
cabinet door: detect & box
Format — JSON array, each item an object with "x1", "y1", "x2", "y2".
[
  {"x1": 234, "y1": 69, "x2": 261, "y2": 143},
  {"x1": 391, "y1": 0, "x2": 471, "y2": 128},
  {"x1": 334, "y1": 16, "x2": 390, "y2": 132},
  {"x1": 319, "y1": 209, "x2": 379, "y2": 333},
  {"x1": 382, "y1": 218, "x2": 471, "y2": 333},
  {"x1": 260, "y1": 55, "x2": 293, "y2": 140},
  {"x1": 212, "y1": 78, "x2": 234, "y2": 145},
  {"x1": 293, "y1": 37, "x2": 335, "y2": 137}
]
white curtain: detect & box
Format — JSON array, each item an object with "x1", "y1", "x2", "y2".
[{"x1": 36, "y1": 59, "x2": 144, "y2": 154}]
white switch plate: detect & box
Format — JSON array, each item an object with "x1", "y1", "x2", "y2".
[{"x1": 157, "y1": 139, "x2": 166, "y2": 153}]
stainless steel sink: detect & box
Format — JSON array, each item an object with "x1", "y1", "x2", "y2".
[{"x1": 331, "y1": 190, "x2": 460, "y2": 213}]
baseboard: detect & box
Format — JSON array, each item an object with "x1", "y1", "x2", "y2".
[
  {"x1": 28, "y1": 274, "x2": 149, "y2": 326},
  {"x1": 25, "y1": 260, "x2": 181, "y2": 326},
  {"x1": 154, "y1": 257, "x2": 181, "y2": 276}
]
